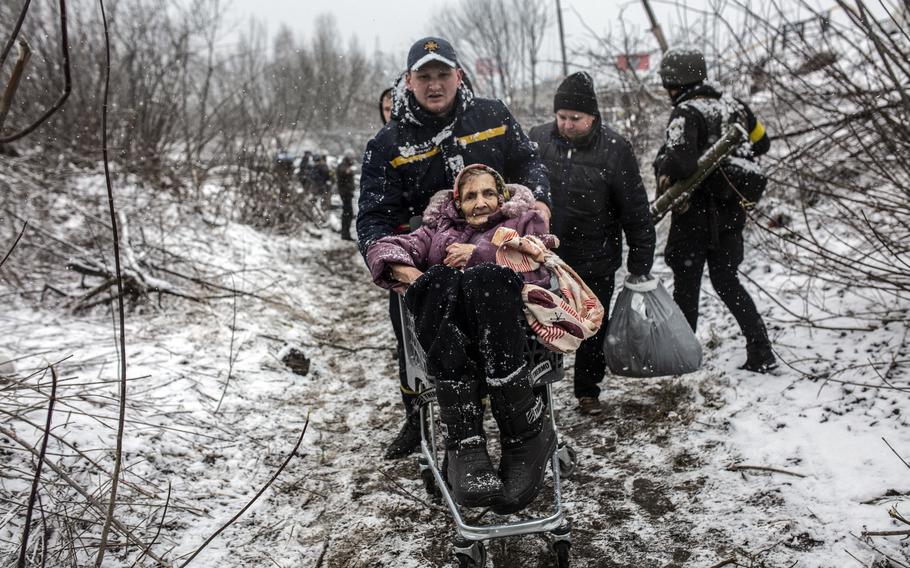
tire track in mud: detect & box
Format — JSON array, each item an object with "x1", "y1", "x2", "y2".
[{"x1": 287, "y1": 240, "x2": 739, "y2": 567}]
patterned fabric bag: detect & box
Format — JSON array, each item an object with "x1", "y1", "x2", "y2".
[{"x1": 491, "y1": 227, "x2": 604, "y2": 354}]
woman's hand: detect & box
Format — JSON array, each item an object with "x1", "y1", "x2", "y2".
[
  {"x1": 388, "y1": 264, "x2": 423, "y2": 293},
  {"x1": 444, "y1": 243, "x2": 477, "y2": 269}
]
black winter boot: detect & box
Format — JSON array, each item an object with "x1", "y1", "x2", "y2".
[
  {"x1": 739, "y1": 318, "x2": 778, "y2": 373},
  {"x1": 436, "y1": 377, "x2": 503, "y2": 508},
  {"x1": 740, "y1": 340, "x2": 777, "y2": 373},
  {"x1": 383, "y1": 412, "x2": 421, "y2": 460},
  {"x1": 488, "y1": 365, "x2": 556, "y2": 515},
  {"x1": 740, "y1": 322, "x2": 777, "y2": 373}
]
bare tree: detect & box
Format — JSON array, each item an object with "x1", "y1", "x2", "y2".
[{"x1": 433, "y1": 0, "x2": 550, "y2": 109}]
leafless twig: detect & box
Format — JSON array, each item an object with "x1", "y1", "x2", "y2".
[
  {"x1": 0, "y1": 425, "x2": 168, "y2": 564},
  {"x1": 726, "y1": 464, "x2": 806, "y2": 478},
  {"x1": 16, "y1": 366, "x2": 57, "y2": 568},
  {"x1": 377, "y1": 468, "x2": 446, "y2": 513},
  {"x1": 0, "y1": 0, "x2": 71, "y2": 144},
  {"x1": 214, "y1": 274, "x2": 238, "y2": 414},
  {"x1": 0, "y1": 219, "x2": 28, "y2": 271},
  {"x1": 129, "y1": 480, "x2": 171, "y2": 568},
  {"x1": 861, "y1": 529, "x2": 910, "y2": 537},
  {"x1": 94, "y1": 0, "x2": 129, "y2": 564},
  {"x1": 882, "y1": 438, "x2": 910, "y2": 470},
  {"x1": 0, "y1": 0, "x2": 31, "y2": 69},
  {"x1": 177, "y1": 414, "x2": 310, "y2": 567}
]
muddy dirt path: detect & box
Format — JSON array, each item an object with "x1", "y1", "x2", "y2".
[{"x1": 276, "y1": 240, "x2": 740, "y2": 568}]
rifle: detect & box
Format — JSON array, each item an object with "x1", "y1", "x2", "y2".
[{"x1": 650, "y1": 123, "x2": 748, "y2": 224}]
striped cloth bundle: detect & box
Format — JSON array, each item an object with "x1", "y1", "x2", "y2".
[{"x1": 491, "y1": 227, "x2": 604, "y2": 354}]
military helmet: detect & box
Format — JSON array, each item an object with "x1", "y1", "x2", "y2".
[{"x1": 659, "y1": 48, "x2": 707, "y2": 88}]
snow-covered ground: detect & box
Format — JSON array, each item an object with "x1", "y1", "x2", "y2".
[{"x1": 1, "y1": 172, "x2": 908, "y2": 567}]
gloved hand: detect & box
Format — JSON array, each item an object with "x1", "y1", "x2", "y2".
[{"x1": 626, "y1": 273, "x2": 654, "y2": 284}]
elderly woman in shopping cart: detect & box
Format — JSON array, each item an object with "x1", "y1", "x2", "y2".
[{"x1": 367, "y1": 163, "x2": 588, "y2": 514}]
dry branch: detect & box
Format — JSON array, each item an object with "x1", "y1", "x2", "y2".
[
  {"x1": 16, "y1": 366, "x2": 57, "y2": 568},
  {"x1": 861, "y1": 529, "x2": 910, "y2": 537},
  {"x1": 94, "y1": 1, "x2": 129, "y2": 564},
  {"x1": 883, "y1": 438, "x2": 910, "y2": 470},
  {"x1": 726, "y1": 464, "x2": 806, "y2": 478},
  {"x1": 0, "y1": 219, "x2": 28, "y2": 271},
  {"x1": 0, "y1": 426, "x2": 168, "y2": 565},
  {"x1": 0, "y1": 0, "x2": 31, "y2": 69},
  {"x1": 129, "y1": 481, "x2": 171, "y2": 568},
  {"x1": 177, "y1": 414, "x2": 310, "y2": 567},
  {"x1": 214, "y1": 275, "x2": 238, "y2": 414},
  {"x1": 0, "y1": 0, "x2": 71, "y2": 144},
  {"x1": 0, "y1": 39, "x2": 31, "y2": 132}
]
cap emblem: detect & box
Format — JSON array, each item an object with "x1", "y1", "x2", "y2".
[{"x1": 424, "y1": 40, "x2": 439, "y2": 52}]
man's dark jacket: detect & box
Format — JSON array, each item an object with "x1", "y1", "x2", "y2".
[
  {"x1": 529, "y1": 119, "x2": 655, "y2": 278},
  {"x1": 336, "y1": 159, "x2": 355, "y2": 199},
  {"x1": 357, "y1": 81, "x2": 550, "y2": 257}
]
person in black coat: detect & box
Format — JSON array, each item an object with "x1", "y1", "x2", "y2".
[
  {"x1": 336, "y1": 152, "x2": 356, "y2": 241},
  {"x1": 357, "y1": 36, "x2": 552, "y2": 459},
  {"x1": 529, "y1": 71, "x2": 656, "y2": 416},
  {"x1": 653, "y1": 47, "x2": 776, "y2": 373}
]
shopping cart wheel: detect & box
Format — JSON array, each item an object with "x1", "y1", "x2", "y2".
[
  {"x1": 453, "y1": 538, "x2": 486, "y2": 568},
  {"x1": 557, "y1": 443, "x2": 577, "y2": 478},
  {"x1": 553, "y1": 540, "x2": 570, "y2": 567},
  {"x1": 548, "y1": 523, "x2": 571, "y2": 568}
]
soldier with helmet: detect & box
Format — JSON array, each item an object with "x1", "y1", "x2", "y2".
[{"x1": 654, "y1": 47, "x2": 776, "y2": 373}]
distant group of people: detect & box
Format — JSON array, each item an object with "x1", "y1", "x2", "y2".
[
  {"x1": 277, "y1": 149, "x2": 357, "y2": 241},
  {"x1": 352, "y1": 36, "x2": 775, "y2": 512}
]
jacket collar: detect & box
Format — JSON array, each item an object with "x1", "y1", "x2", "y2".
[
  {"x1": 672, "y1": 82, "x2": 721, "y2": 106},
  {"x1": 550, "y1": 115, "x2": 602, "y2": 150}
]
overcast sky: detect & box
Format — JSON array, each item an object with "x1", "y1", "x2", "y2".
[{"x1": 227, "y1": 0, "x2": 721, "y2": 74}]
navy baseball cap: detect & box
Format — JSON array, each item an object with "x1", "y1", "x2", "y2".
[{"x1": 407, "y1": 37, "x2": 458, "y2": 71}]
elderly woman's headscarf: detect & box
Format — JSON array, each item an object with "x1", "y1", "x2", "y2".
[{"x1": 452, "y1": 164, "x2": 512, "y2": 205}]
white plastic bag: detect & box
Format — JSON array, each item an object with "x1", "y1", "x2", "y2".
[{"x1": 603, "y1": 276, "x2": 702, "y2": 377}]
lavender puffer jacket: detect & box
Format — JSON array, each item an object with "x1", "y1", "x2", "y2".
[{"x1": 367, "y1": 184, "x2": 554, "y2": 290}]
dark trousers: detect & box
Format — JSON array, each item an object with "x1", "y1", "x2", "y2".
[
  {"x1": 404, "y1": 264, "x2": 526, "y2": 384},
  {"x1": 572, "y1": 273, "x2": 615, "y2": 399},
  {"x1": 388, "y1": 292, "x2": 414, "y2": 413},
  {"x1": 666, "y1": 228, "x2": 768, "y2": 346},
  {"x1": 340, "y1": 196, "x2": 353, "y2": 238}
]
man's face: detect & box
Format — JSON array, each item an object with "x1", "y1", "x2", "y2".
[
  {"x1": 556, "y1": 110, "x2": 596, "y2": 141},
  {"x1": 405, "y1": 61, "x2": 463, "y2": 116},
  {"x1": 381, "y1": 94, "x2": 393, "y2": 124},
  {"x1": 458, "y1": 172, "x2": 502, "y2": 227}
]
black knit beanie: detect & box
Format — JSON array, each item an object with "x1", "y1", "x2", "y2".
[{"x1": 553, "y1": 71, "x2": 599, "y2": 115}]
